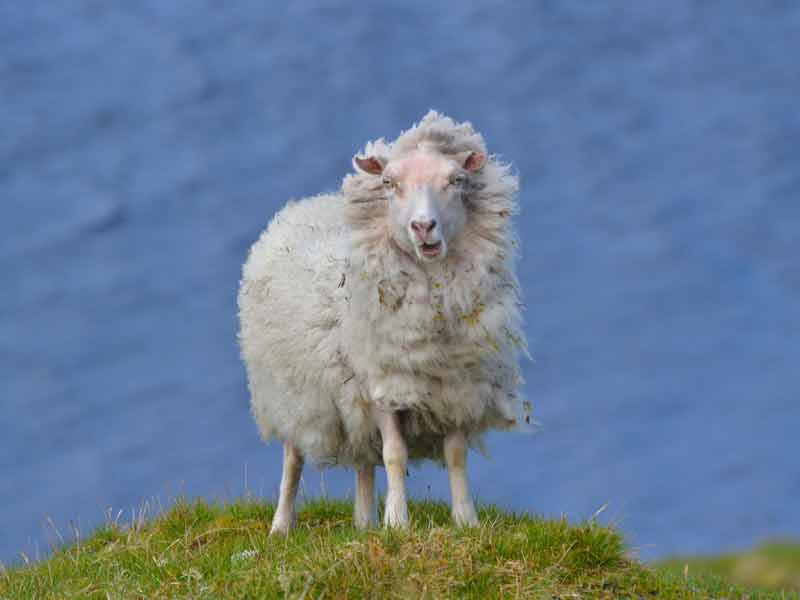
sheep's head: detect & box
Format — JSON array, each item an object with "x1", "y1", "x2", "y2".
[{"x1": 353, "y1": 146, "x2": 485, "y2": 263}]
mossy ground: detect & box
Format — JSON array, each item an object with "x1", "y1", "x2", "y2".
[{"x1": 1, "y1": 498, "x2": 796, "y2": 599}]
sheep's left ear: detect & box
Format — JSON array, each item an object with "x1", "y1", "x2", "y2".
[
  {"x1": 353, "y1": 155, "x2": 386, "y2": 175},
  {"x1": 458, "y1": 151, "x2": 486, "y2": 172}
]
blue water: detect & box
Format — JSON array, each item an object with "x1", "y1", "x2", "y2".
[{"x1": 2, "y1": 2, "x2": 799, "y2": 564}]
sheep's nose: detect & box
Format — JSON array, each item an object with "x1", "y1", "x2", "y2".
[{"x1": 411, "y1": 219, "x2": 436, "y2": 235}]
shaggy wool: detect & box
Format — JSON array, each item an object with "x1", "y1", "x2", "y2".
[{"x1": 238, "y1": 111, "x2": 527, "y2": 467}]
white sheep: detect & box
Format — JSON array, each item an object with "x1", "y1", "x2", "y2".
[{"x1": 238, "y1": 111, "x2": 527, "y2": 533}]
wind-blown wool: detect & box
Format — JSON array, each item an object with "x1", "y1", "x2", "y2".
[{"x1": 238, "y1": 111, "x2": 527, "y2": 467}]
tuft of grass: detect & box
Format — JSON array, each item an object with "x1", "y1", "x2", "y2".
[
  {"x1": 0, "y1": 499, "x2": 796, "y2": 599},
  {"x1": 658, "y1": 540, "x2": 800, "y2": 594}
]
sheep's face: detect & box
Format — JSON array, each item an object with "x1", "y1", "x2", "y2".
[{"x1": 354, "y1": 148, "x2": 485, "y2": 263}]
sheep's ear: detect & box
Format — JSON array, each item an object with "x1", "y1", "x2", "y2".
[
  {"x1": 461, "y1": 151, "x2": 486, "y2": 173},
  {"x1": 353, "y1": 155, "x2": 385, "y2": 175}
]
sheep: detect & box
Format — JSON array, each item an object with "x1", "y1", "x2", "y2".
[{"x1": 238, "y1": 110, "x2": 527, "y2": 534}]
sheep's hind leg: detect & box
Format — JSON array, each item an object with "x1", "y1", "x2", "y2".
[
  {"x1": 270, "y1": 442, "x2": 304, "y2": 535},
  {"x1": 376, "y1": 411, "x2": 409, "y2": 528},
  {"x1": 444, "y1": 431, "x2": 479, "y2": 526},
  {"x1": 353, "y1": 464, "x2": 377, "y2": 529}
]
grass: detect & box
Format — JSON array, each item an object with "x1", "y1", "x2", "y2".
[
  {"x1": 658, "y1": 540, "x2": 800, "y2": 594},
  {"x1": 1, "y1": 498, "x2": 797, "y2": 599}
]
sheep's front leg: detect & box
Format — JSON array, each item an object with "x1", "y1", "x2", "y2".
[
  {"x1": 444, "y1": 431, "x2": 479, "y2": 526},
  {"x1": 353, "y1": 464, "x2": 377, "y2": 529},
  {"x1": 376, "y1": 411, "x2": 409, "y2": 528},
  {"x1": 270, "y1": 442, "x2": 303, "y2": 535}
]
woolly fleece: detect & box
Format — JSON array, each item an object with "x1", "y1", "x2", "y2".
[{"x1": 238, "y1": 111, "x2": 527, "y2": 467}]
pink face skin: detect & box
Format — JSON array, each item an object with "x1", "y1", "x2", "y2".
[{"x1": 355, "y1": 148, "x2": 485, "y2": 263}]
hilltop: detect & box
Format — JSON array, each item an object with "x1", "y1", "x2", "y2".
[{"x1": 1, "y1": 499, "x2": 795, "y2": 599}]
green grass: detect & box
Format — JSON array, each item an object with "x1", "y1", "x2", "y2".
[
  {"x1": 1, "y1": 498, "x2": 796, "y2": 599},
  {"x1": 658, "y1": 540, "x2": 800, "y2": 594}
]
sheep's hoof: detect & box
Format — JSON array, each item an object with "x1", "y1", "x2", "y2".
[
  {"x1": 383, "y1": 496, "x2": 408, "y2": 529},
  {"x1": 269, "y1": 513, "x2": 295, "y2": 536},
  {"x1": 383, "y1": 500, "x2": 409, "y2": 529},
  {"x1": 269, "y1": 522, "x2": 291, "y2": 536},
  {"x1": 452, "y1": 505, "x2": 479, "y2": 527},
  {"x1": 353, "y1": 511, "x2": 378, "y2": 530},
  {"x1": 383, "y1": 514, "x2": 409, "y2": 529}
]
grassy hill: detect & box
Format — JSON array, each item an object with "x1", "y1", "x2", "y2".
[{"x1": 1, "y1": 499, "x2": 796, "y2": 599}]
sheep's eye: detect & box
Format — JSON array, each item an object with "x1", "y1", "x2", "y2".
[
  {"x1": 382, "y1": 177, "x2": 394, "y2": 188},
  {"x1": 450, "y1": 174, "x2": 466, "y2": 186}
]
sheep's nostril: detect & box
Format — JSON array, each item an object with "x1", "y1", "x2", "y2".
[{"x1": 411, "y1": 220, "x2": 436, "y2": 235}]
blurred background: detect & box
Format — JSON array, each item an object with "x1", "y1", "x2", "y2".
[{"x1": 2, "y1": 1, "x2": 798, "y2": 567}]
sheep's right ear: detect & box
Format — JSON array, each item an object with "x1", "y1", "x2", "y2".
[{"x1": 353, "y1": 155, "x2": 386, "y2": 175}]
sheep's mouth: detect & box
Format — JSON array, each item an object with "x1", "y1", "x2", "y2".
[{"x1": 420, "y1": 241, "x2": 443, "y2": 258}]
